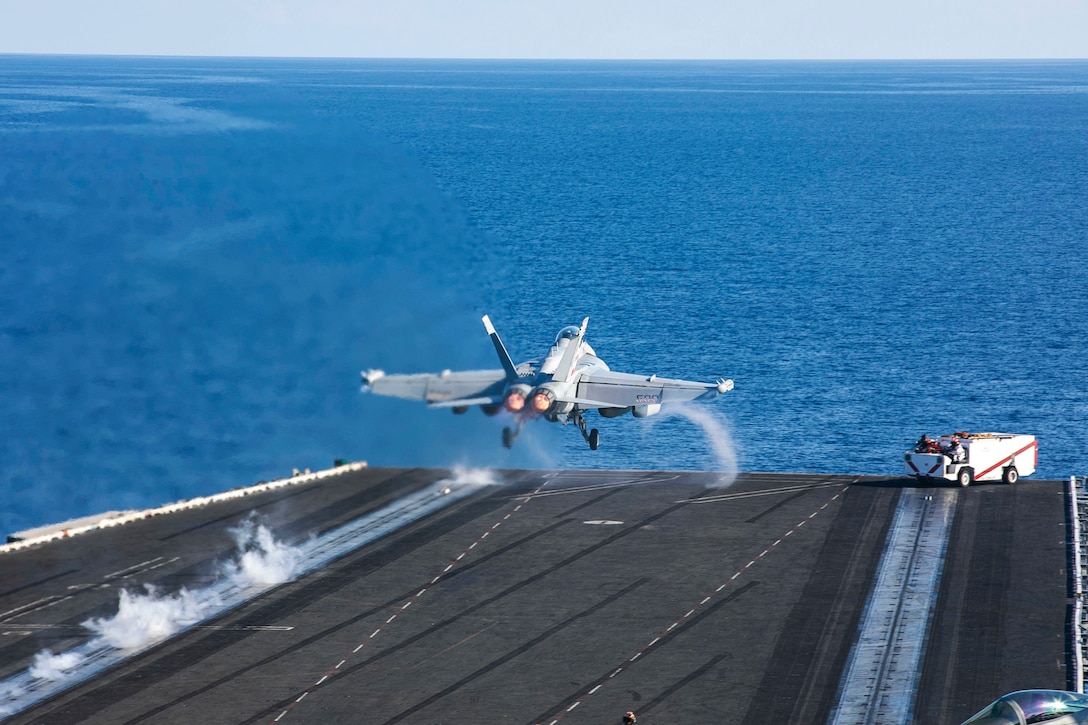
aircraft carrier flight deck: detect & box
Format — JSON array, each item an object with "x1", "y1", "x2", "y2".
[{"x1": 0, "y1": 466, "x2": 1073, "y2": 724}]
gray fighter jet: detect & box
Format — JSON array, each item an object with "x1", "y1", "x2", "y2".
[
  {"x1": 961, "y1": 690, "x2": 1088, "y2": 724},
  {"x1": 360, "y1": 315, "x2": 734, "y2": 450}
]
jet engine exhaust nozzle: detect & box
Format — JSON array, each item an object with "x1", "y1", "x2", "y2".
[
  {"x1": 529, "y1": 387, "x2": 556, "y2": 414},
  {"x1": 504, "y1": 391, "x2": 526, "y2": 413},
  {"x1": 503, "y1": 384, "x2": 532, "y2": 413}
]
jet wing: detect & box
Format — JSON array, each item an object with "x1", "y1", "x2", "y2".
[
  {"x1": 572, "y1": 370, "x2": 732, "y2": 409},
  {"x1": 362, "y1": 369, "x2": 507, "y2": 406}
]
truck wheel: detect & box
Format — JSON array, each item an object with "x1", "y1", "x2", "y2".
[
  {"x1": 1003, "y1": 466, "x2": 1019, "y2": 485},
  {"x1": 957, "y1": 467, "x2": 974, "y2": 487}
]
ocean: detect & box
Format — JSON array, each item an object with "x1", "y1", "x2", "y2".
[{"x1": 1, "y1": 56, "x2": 1086, "y2": 533}]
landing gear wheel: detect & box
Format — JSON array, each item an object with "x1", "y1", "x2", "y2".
[
  {"x1": 957, "y1": 466, "x2": 974, "y2": 488},
  {"x1": 1003, "y1": 466, "x2": 1019, "y2": 485},
  {"x1": 502, "y1": 427, "x2": 513, "y2": 449},
  {"x1": 571, "y1": 409, "x2": 598, "y2": 450}
]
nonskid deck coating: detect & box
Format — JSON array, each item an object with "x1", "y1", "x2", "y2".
[{"x1": 0, "y1": 468, "x2": 1070, "y2": 725}]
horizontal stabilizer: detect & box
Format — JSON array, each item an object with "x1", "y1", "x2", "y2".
[
  {"x1": 363, "y1": 369, "x2": 507, "y2": 403},
  {"x1": 428, "y1": 396, "x2": 503, "y2": 408}
]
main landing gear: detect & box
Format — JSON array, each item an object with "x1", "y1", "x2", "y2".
[
  {"x1": 502, "y1": 421, "x2": 525, "y2": 449},
  {"x1": 503, "y1": 412, "x2": 600, "y2": 450},
  {"x1": 572, "y1": 410, "x2": 599, "y2": 451}
]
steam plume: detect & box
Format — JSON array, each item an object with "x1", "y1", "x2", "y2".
[
  {"x1": 28, "y1": 650, "x2": 84, "y2": 681},
  {"x1": 84, "y1": 586, "x2": 218, "y2": 650},
  {"x1": 445, "y1": 465, "x2": 499, "y2": 487},
  {"x1": 27, "y1": 519, "x2": 297, "y2": 671},
  {"x1": 664, "y1": 405, "x2": 740, "y2": 487},
  {"x1": 223, "y1": 514, "x2": 300, "y2": 586}
]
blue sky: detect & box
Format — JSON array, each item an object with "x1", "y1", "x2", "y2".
[{"x1": 1, "y1": 0, "x2": 1085, "y2": 59}]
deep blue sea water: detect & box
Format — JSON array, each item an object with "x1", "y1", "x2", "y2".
[{"x1": 2, "y1": 57, "x2": 1086, "y2": 533}]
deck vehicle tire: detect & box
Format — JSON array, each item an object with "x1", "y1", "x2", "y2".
[
  {"x1": 1003, "y1": 466, "x2": 1019, "y2": 485},
  {"x1": 957, "y1": 467, "x2": 974, "y2": 488}
]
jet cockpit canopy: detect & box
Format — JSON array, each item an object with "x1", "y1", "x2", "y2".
[{"x1": 554, "y1": 325, "x2": 580, "y2": 344}]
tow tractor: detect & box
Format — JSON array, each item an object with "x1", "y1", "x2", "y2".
[{"x1": 904, "y1": 432, "x2": 1037, "y2": 487}]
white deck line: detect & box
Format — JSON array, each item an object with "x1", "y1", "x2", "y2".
[
  {"x1": 0, "y1": 476, "x2": 479, "y2": 719},
  {"x1": 827, "y1": 488, "x2": 957, "y2": 725},
  {"x1": 1, "y1": 462, "x2": 368, "y2": 555}
]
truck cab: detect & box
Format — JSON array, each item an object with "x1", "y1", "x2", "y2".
[{"x1": 904, "y1": 432, "x2": 1037, "y2": 487}]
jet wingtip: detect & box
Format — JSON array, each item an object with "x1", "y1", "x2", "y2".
[
  {"x1": 361, "y1": 369, "x2": 386, "y2": 387},
  {"x1": 716, "y1": 378, "x2": 735, "y2": 394},
  {"x1": 482, "y1": 315, "x2": 496, "y2": 335}
]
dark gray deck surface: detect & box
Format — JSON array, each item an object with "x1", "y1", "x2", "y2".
[{"x1": 0, "y1": 468, "x2": 1070, "y2": 724}]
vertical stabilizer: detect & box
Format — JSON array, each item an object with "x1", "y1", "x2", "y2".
[
  {"x1": 482, "y1": 315, "x2": 520, "y2": 382},
  {"x1": 553, "y1": 317, "x2": 589, "y2": 381}
]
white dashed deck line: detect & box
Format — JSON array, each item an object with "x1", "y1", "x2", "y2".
[
  {"x1": 266, "y1": 477, "x2": 555, "y2": 723},
  {"x1": 545, "y1": 488, "x2": 845, "y2": 723}
]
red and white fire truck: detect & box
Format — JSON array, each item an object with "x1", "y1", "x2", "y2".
[{"x1": 904, "y1": 432, "x2": 1037, "y2": 487}]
